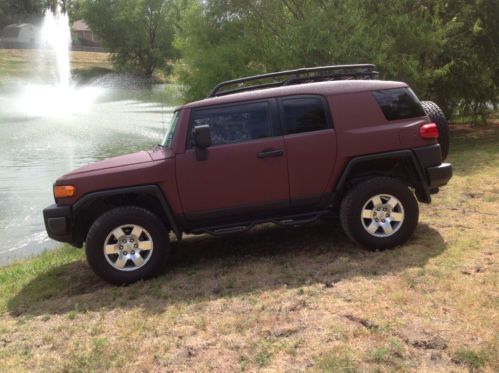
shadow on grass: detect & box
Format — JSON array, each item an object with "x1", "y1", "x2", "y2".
[{"x1": 8, "y1": 221, "x2": 446, "y2": 317}]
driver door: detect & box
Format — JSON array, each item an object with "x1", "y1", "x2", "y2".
[{"x1": 175, "y1": 100, "x2": 290, "y2": 223}]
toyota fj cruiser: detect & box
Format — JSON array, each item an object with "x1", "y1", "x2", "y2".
[{"x1": 43, "y1": 64, "x2": 453, "y2": 284}]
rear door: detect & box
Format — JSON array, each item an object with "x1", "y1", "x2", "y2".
[
  {"x1": 176, "y1": 100, "x2": 290, "y2": 222},
  {"x1": 278, "y1": 95, "x2": 337, "y2": 208}
]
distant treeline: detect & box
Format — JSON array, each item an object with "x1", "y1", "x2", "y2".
[
  {"x1": 3, "y1": 0, "x2": 498, "y2": 121},
  {"x1": 0, "y1": 0, "x2": 72, "y2": 26}
]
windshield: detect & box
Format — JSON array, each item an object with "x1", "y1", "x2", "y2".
[{"x1": 161, "y1": 110, "x2": 180, "y2": 147}]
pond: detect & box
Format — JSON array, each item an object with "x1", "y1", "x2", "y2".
[{"x1": 0, "y1": 79, "x2": 179, "y2": 265}]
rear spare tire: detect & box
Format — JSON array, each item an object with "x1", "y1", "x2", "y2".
[{"x1": 421, "y1": 101, "x2": 450, "y2": 161}]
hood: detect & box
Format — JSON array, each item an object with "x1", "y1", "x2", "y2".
[{"x1": 61, "y1": 151, "x2": 153, "y2": 178}]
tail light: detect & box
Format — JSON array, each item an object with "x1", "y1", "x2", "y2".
[{"x1": 419, "y1": 123, "x2": 439, "y2": 139}]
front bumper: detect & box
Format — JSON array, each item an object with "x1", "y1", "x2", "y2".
[{"x1": 43, "y1": 204, "x2": 74, "y2": 244}]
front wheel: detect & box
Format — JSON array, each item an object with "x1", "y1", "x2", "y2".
[
  {"x1": 340, "y1": 177, "x2": 419, "y2": 250},
  {"x1": 85, "y1": 206, "x2": 170, "y2": 285}
]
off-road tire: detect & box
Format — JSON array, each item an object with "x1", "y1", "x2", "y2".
[
  {"x1": 340, "y1": 177, "x2": 419, "y2": 250},
  {"x1": 85, "y1": 206, "x2": 170, "y2": 285},
  {"x1": 421, "y1": 101, "x2": 450, "y2": 161}
]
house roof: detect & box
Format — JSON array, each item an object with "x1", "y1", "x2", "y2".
[{"x1": 72, "y1": 20, "x2": 90, "y2": 32}]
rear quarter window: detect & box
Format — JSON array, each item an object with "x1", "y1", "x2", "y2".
[{"x1": 373, "y1": 88, "x2": 425, "y2": 121}]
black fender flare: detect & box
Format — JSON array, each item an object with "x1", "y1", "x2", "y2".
[
  {"x1": 73, "y1": 185, "x2": 182, "y2": 239},
  {"x1": 335, "y1": 150, "x2": 431, "y2": 203}
]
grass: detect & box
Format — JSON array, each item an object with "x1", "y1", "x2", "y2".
[
  {"x1": 0, "y1": 125, "x2": 498, "y2": 372},
  {"x1": 452, "y1": 348, "x2": 489, "y2": 371},
  {"x1": 0, "y1": 48, "x2": 113, "y2": 80},
  {"x1": 0, "y1": 49, "x2": 172, "y2": 83},
  {"x1": 316, "y1": 346, "x2": 359, "y2": 372}
]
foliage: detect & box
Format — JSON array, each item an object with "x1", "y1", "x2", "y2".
[
  {"x1": 81, "y1": 0, "x2": 178, "y2": 77},
  {"x1": 0, "y1": 0, "x2": 43, "y2": 26},
  {"x1": 175, "y1": 0, "x2": 499, "y2": 121},
  {"x1": 429, "y1": 0, "x2": 499, "y2": 123},
  {"x1": 174, "y1": 1, "x2": 259, "y2": 100},
  {"x1": 0, "y1": 0, "x2": 76, "y2": 26}
]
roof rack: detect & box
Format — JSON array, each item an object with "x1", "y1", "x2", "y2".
[{"x1": 208, "y1": 64, "x2": 378, "y2": 97}]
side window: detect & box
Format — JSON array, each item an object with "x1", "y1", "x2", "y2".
[
  {"x1": 372, "y1": 88, "x2": 426, "y2": 121},
  {"x1": 191, "y1": 102, "x2": 272, "y2": 146},
  {"x1": 281, "y1": 97, "x2": 329, "y2": 134}
]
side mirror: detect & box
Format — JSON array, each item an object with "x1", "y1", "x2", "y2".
[
  {"x1": 193, "y1": 125, "x2": 212, "y2": 148},
  {"x1": 192, "y1": 125, "x2": 211, "y2": 161}
]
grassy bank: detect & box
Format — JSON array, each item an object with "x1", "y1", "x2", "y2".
[
  {"x1": 1, "y1": 126, "x2": 498, "y2": 372},
  {"x1": 0, "y1": 48, "x2": 113, "y2": 80},
  {"x1": 0, "y1": 49, "x2": 172, "y2": 83}
]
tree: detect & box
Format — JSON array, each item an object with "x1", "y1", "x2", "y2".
[
  {"x1": 427, "y1": 0, "x2": 499, "y2": 122},
  {"x1": 174, "y1": 1, "x2": 259, "y2": 100},
  {"x1": 81, "y1": 0, "x2": 177, "y2": 77},
  {"x1": 175, "y1": 0, "x2": 445, "y2": 100},
  {"x1": 0, "y1": 0, "x2": 44, "y2": 26},
  {"x1": 175, "y1": 0, "x2": 498, "y2": 121},
  {"x1": 0, "y1": 1, "x2": 79, "y2": 27}
]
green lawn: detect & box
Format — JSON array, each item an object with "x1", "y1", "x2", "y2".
[{"x1": 0, "y1": 126, "x2": 498, "y2": 372}]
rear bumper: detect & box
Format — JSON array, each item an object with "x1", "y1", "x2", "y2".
[
  {"x1": 427, "y1": 163, "x2": 453, "y2": 189},
  {"x1": 413, "y1": 144, "x2": 452, "y2": 191},
  {"x1": 43, "y1": 204, "x2": 75, "y2": 245}
]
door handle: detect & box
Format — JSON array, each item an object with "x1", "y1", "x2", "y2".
[{"x1": 257, "y1": 149, "x2": 284, "y2": 159}]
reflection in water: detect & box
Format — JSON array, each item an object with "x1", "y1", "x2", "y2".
[{"x1": 0, "y1": 84, "x2": 178, "y2": 265}]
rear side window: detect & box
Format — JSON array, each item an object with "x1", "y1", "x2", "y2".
[
  {"x1": 281, "y1": 97, "x2": 329, "y2": 134},
  {"x1": 373, "y1": 88, "x2": 426, "y2": 121},
  {"x1": 191, "y1": 101, "x2": 271, "y2": 146}
]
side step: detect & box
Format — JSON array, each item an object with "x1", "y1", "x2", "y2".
[
  {"x1": 191, "y1": 211, "x2": 328, "y2": 236},
  {"x1": 274, "y1": 214, "x2": 322, "y2": 227},
  {"x1": 212, "y1": 225, "x2": 251, "y2": 235}
]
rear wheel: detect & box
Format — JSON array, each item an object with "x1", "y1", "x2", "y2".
[
  {"x1": 421, "y1": 101, "x2": 450, "y2": 161},
  {"x1": 85, "y1": 206, "x2": 170, "y2": 285},
  {"x1": 340, "y1": 177, "x2": 419, "y2": 250}
]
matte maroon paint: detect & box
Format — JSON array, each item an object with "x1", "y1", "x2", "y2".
[{"x1": 54, "y1": 80, "x2": 436, "y2": 220}]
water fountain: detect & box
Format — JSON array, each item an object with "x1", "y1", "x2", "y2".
[
  {"x1": 13, "y1": 5, "x2": 103, "y2": 117},
  {"x1": 40, "y1": 6, "x2": 72, "y2": 87}
]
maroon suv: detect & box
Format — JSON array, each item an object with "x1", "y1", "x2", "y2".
[{"x1": 43, "y1": 65, "x2": 452, "y2": 284}]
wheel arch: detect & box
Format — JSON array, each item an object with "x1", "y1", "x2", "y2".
[
  {"x1": 72, "y1": 185, "x2": 182, "y2": 246},
  {"x1": 335, "y1": 150, "x2": 431, "y2": 204}
]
